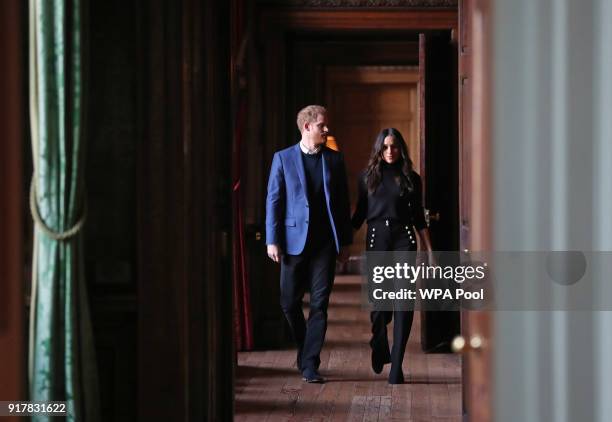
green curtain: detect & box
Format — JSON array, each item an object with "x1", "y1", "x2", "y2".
[{"x1": 29, "y1": 0, "x2": 99, "y2": 420}]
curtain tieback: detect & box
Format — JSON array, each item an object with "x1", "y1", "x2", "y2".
[{"x1": 29, "y1": 174, "x2": 87, "y2": 241}]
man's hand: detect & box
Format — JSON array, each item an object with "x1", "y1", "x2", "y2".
[
  {"x1": 337, "y1": 246, "x2": 350, "y2": 264},
  {"x1": 267, "y1": 244, "x2": 282, "y2": 263}
]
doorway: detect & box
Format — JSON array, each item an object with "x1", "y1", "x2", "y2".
[
  {"x1": 284, "y1": 30, "x2": 460, "y2": 352},
  {"x1": 239, "y1": 6, "x2": 463, "y2": 419}
]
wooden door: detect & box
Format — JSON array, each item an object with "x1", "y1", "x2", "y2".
[
  {"x1": 456, "y1": 0, "x2": 493, "y2": 420},
  {"x1": 418, "y1": 31, "x2": 461, "y2": 352}
]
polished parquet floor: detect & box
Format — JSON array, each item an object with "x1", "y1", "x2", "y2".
[{"x1": 235, "y1": 274, "x2": 462, "y2": 421}]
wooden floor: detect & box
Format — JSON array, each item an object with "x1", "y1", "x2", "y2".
[{"x1": 235, "y1": 275, "x2": 462, "y2": 421}]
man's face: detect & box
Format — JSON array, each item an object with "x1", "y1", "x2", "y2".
[{"x1": 304, "y1": 114, "x2": 329, "y2": 145}]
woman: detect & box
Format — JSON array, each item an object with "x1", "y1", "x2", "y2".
[{"x1": 352, "y1": 127, "x2": 435, "y2": 384}]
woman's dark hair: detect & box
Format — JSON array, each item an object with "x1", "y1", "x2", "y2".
[{"x1": 365, "y1": 128, "x2": 414, "y2": 194}]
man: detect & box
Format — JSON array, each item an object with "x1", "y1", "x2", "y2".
[{"x1": 266, "y1": 105, "x2": 352, "y2": 383}]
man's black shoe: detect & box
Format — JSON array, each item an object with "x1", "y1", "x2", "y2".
[
  {"x1": 302, "y1": 368, "x2": 325, "y2": 383},
  {"x1": 370, "y1": 339, "x2": 391, "y2": 374}
]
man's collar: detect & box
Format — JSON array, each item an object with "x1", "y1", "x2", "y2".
[{"x1": 299, "y1": 141, "x2": 322, "y2": 155}]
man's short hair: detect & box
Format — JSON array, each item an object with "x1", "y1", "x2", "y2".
[{"x1": 296, "y1": 105, "x2": 327, "y2": 133}]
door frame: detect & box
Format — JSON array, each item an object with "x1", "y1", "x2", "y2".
[
  {"x1": 253, "y1": 2, "x2": 459, "y2": 344},
  {"x1": 458, "y1": 0, "x2": 493, "y2": 420},
  {"x1": 252, "y1": 4, "x2": 497, "y2": 419}
]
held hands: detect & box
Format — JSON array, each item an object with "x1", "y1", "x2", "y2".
[
  {"x1": 337, "y1": 246, "x2": 350, "y2": 264},
  {"x1": 267, "y1": 244, "x2": 282, "y2": 263}
]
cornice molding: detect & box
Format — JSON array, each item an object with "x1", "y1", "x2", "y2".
[{"x1": 256, "y1": 0, "x2": 457, "y2": 7}]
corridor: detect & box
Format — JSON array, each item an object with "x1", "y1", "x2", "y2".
[{"x1": 235, "y1": 274, "x2": 462, "y2": 421}]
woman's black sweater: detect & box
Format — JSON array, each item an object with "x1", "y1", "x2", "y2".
[{"x1": 351, "y1": 161, "x2": 427, "y2": 231}]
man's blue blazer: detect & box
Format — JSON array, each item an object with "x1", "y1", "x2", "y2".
[{"x1": 266, "y1": 143, "x2": 353, "y2": 255}]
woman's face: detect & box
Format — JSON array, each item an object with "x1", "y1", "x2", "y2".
[{"x1": 381, "y1": 135, "x2": 401, "y2": 164}]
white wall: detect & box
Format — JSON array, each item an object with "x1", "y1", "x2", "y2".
[{"x1": 492, "y1": 0, "x2": 612, "y2": 420}]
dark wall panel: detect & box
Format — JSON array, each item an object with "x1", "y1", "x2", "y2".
[{"x1": 86, "y1": 0, "x2": 139, "y2": 420}]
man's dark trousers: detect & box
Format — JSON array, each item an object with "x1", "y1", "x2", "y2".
[{"x1": 280, "y1": 238, "x2": 336, "y2": 372}]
